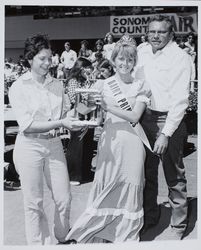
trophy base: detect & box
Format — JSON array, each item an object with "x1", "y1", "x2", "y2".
[{"x1": 73, "y1": 120, "x2": 101, "y2": 127}]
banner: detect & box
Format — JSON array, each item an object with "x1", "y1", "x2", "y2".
[{"x1": 110, "y1": 13, "x2": 197, "y2": 36}]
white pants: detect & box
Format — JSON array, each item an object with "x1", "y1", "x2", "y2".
[{"x1": 13, "y1": 134, "x2": 71, "y2": 245}]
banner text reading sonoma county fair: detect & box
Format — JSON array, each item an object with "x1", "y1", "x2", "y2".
[{"x1": 110, "y1": 13, "x2": 197, "y2": 36}]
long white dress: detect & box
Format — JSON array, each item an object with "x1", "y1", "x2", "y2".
[{"x1": 66, "y1": 76, "x2": 148, "y2": 243}]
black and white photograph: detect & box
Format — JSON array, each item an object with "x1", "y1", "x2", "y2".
[{"x1": 2, "y1": 0, "x2": 200, "y2": 249}]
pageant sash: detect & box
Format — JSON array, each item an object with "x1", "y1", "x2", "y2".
[{"x1": 106, "y1": 78, "x2": 152, "y2": 152}]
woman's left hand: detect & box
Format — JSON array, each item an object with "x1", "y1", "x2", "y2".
[
  {"x1": 88, "y1": 93, "x2": 118, "y2": 111},
  {"x1": 140, "y1": 89, "x2": 152, "y2": 98}
]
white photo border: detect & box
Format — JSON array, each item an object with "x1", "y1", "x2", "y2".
[{"x1": 1, "y1": 1, "x2": 200, "y2": 250}]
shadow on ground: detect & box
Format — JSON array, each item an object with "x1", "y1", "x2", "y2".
[
  {"x1": 183, "y1": 141, "x2": 197, "y2": 158},
  {"x1": 140, "y1": 197, "x2": 197, "y2": 241},
  {"x1": 184, "y1": 197, "x2": 197, "y2": 238}
]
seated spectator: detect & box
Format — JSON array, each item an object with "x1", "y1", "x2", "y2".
[
  {"x1": 92, "y1": 51, "x2": 104, "y2": 72},
  {"x1": 50, "y1": 51, "x2": 60, "y2": 77},
  {"x1": 57, "y1": 63, "x2": 65, "y2": 79},
  {"x1": 94, "y1": 58, "x2": 114, "y2": 79},
  {"x1": 78, "y1": 40, "x2": 92, "y2": 59},
  {"x1": 90, "y1": 39, "x2": 104, "y2": 63}
]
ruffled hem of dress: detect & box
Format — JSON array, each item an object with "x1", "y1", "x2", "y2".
[
  {"x1": 85, "y1": 205, "x2": 143, "y2": 220},
  {"x1": 66, "y1": 209, "x2": 143, "y2": 243},
  {"x1": 66, "y1": 180, "x2": 144, "y2": 243}
]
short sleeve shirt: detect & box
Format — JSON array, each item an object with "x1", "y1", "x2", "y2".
[{"x1": 8, "y1": 71, "x2": 70, "y2": 132}]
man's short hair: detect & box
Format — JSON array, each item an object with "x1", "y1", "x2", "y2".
[{"x1": 148, "y1": 15, "x2": 174, "y2": 33}]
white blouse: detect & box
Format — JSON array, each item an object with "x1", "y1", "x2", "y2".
[{"x1": 8, "y1": 71, "x2": 70, "y2": 133}]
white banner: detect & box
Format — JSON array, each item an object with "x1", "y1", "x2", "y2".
[{"x1": 110, "y1": 13, "x2": 197, "y2": 36}]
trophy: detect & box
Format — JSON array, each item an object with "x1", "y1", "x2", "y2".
[{"x1": 73, "y1": 88, "x2": 103, "y2": 127}]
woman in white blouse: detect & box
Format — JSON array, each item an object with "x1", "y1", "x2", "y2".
[
  {"x1": 103, "y1": 32, "x2": 116, "y2": 61},
  {"x1": 8, "y1": 34, "x2": 84, "y2": 245}
]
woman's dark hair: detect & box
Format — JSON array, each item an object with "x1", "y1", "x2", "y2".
[
  {"x1": 97, "y1": 59, "x2": 114, "y2": 75},
  {"x1": 95, "y1": 39, "x2": 104, "y2": 46},
  {"x1": 67, "y1": 57, "x2": 92, "y2": 83},
  {"x1": 186, "y1": 32, "x2": 195, "y2": 41},
  {"x1": 24, "y1": 34, "x2": 51, "y2": 68},
  {"x1": 80, "y1": 40, "x2": 89, "y2": 48},
  {"x1": 94, "y1": 39, "x2": 104, "y2": 51},
  {"x1": 104, "y1": 32, "x2": 114, "y2": 44}
]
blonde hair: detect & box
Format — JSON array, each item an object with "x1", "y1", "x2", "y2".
[{"x1": 111, "y1": 44, "x2": 137, "y2": 69}]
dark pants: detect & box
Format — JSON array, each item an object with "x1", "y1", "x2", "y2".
[
  {"x1": 63, "y1": 68, "x2": 71, "y2": 79},
  {"x1": 66, "y1": 129, "x2": 95, "y2": 183},
  {"x1": 141, "y1": 108, "x2": 188, "y2": 231},
  {"x1": 49, "y1": 66, "x2": 58, "y2": 78}
]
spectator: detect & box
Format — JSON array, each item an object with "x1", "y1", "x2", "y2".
[
  {"x1": 184, "y1": 32, "x2": 197, "y2": 83},
  {"x1": 57, "y1": 63, "x2": 65, "y2": 79},
  {"x1": 95, "y1": 58, "x2": 114, "y2": 79},
  {"x1": 78, "y1": 40, "x2": 92, "y2": 59},
  {"x1": 4, "y1": 63, "x2": 12, "y2": 79},
  {"x1": 91, "y1": 52, "x2": 103, "y2": 72},
  {"x1": 49, "y1": 51, "x2": 59, "y2": 77},
  {"x1": 65, "y1": 57, "x2": 95, "y2": 186},
  {"x1": 17, "y1": 55, "x2": 25, "y2": 68},
  {"x1": 137, "y1": 34, "x2": 149, "y2": 50},
  {"x1": 184, "y1": 32, "x2": 196, "y2": 62},
  {"x1": 61, "y1": 41, "x2": 77, "y2": 79},
  {"x1": 7, "y1": 57, "x2": 15, "y2": 69},
  {"x1": 178, "y1": 37, "x2": 196, "y2": 82},
  {"x1": 90, "y1": 39, "x2": 104, "y2": 63},
  {"x1": 103, "y1": 32, "x2": 116, "y2": 61}
]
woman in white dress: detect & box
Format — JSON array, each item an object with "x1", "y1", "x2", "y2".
[
  {"x1": 103, "y1": 32, "x2": 116, "y2": 61},
  {"x1": 65, "y1": 35, "x2": 151, "y2": 244}
]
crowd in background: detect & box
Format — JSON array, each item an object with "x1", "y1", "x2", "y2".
[
  {"x1": 4, "y1": 31, "x2": 197, "y2": 93},
  {"x1": 4, "y1": 30, "x2": 198, "y2": 187}
]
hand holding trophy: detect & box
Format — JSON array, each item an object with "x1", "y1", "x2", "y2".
[
  {"x1": 61, "y1": 109, "x2": 87, "y2": 131},
  {"x1": 73, "y1": 88, "x2": 103, "y2": 127}
]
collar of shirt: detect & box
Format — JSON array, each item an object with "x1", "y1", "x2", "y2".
[
  {"x1": 145, "y1": 40, "x2": 175, "y2": 57},
  {"x1": 22, "y1": 71, "x2": 53, "y2": 87},
  {"x1": 64, "y1": 49, "x2": 73, "y2": 54}
]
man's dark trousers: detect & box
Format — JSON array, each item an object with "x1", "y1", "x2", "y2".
[{"x1": 141, "y1": 108, "x2": 188, "y2": 231}]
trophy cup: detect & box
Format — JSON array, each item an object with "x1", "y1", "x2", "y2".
[{"x1": 73, "y1": 88, "x2": 103, "y2": 127}]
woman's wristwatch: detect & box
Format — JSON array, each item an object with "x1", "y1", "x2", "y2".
[{"x1": 161, "y1": 132, "x2": 170, "y2": 138}]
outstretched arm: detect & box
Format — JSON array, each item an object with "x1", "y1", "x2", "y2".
[{"x1": 23, "y1": 113, "x2": 84, "y2": 133}]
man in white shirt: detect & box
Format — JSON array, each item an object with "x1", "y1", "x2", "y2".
[
  {"x1": 61, "y1": 41, "x2": 77, "y2": 79},
  {"x1": 137, "y1": 15, "x2": 191, "y2": 239}
]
